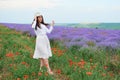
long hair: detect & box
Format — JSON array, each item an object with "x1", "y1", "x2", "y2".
[{"x1": 35, "y1": 15, "x2": 49, "y2": 30}]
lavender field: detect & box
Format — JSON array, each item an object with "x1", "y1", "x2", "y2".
[{"x1": 1, "y1": 23, "x2": 120, "y2": 49}]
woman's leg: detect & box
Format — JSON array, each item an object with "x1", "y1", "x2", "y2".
[
  {"x1": 43, "y1": 59, "x2": 53, "y2": 75},
  {"x1": 39, "y1": 58, "x2": 44, "y2": 71}
]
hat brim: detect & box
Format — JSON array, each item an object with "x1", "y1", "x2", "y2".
[{"x1": 35, "y1": 12, "x2": 42, "y2": 17}]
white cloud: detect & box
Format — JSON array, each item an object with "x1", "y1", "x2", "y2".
[{"x1": 0, "y1": 0, "x2": 58, "y2": 9}]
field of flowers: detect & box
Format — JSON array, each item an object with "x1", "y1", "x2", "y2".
[
  {"x1": 0, "y1": 23, "x2": 120, "y2": 80},
  {"x1": 1, "y1": 23, "x2": 120, "y2": 49}
]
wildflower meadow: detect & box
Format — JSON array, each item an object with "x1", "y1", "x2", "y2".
[{"x1": 0, "y1": 23, "x2": 120, "y2": 80}]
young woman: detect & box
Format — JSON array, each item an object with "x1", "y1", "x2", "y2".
[{"x1": 32, "y1": 12, "x2": 54, "y2": 75}]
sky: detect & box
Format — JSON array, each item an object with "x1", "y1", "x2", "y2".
[{"x1": 0, "y1": 0, "x2": 120, "y2": 24}]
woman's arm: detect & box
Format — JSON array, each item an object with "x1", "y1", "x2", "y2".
[
  {"x1": 44, "y1": 25, "x2": 53, "y2": 33},
  {"x1": 32, "y1": 15, "x2": 37, "y2": 28},
  {"x1": 44, "y1": 20, "x2": 54, "y2": 33},
  {"x1": 32, "y1": 20, "x2": 36, "y2": 28}
]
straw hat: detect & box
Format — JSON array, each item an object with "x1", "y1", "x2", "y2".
[{"x1": 34, "y1": 12, "x2": 42, "y2": 17}]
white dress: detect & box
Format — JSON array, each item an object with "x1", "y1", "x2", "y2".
[{"x1": 32, "y1": 21, "x2": 53, "y2": 59}]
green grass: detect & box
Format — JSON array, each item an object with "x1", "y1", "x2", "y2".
[{"x1": 0, "y1": 25, "x2": 120, "y2": 80}]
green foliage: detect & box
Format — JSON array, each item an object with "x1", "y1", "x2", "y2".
[{"x1": 0, "y1": 25, "x2": 120, "y2": 80}]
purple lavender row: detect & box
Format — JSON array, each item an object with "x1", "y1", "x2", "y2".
[
  {"x1": 1, "y1": 23, "x2": 120, "y2": 48},
  {"x1": 1, "y1": 23, "x2": 35, "y2": 36},
  {"x1": 48, "y1": 27, "x2": 120, "y2": 48}
]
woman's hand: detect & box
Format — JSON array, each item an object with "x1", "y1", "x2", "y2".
[{"x1": 51, "y1": 20, "x2": 55, "y2": 27}]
